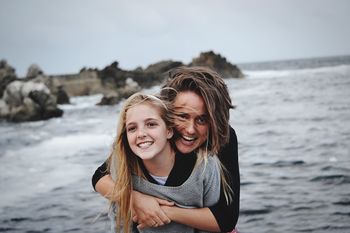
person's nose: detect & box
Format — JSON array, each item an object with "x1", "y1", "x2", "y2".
[
  {"x1": 137, "y1": 128, "x2": 147, "y2": 139},
  {"x1": 185, "y1": 120, "x2": 196, "y2": 135}
]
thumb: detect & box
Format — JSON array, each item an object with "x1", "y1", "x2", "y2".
[{"x1": 156, "y1": 198, "x2": 174, "y2": 206}]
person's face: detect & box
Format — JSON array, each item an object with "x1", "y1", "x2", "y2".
[
  {"x1": 173, "y1": 91, "x2": 209, "y2": 154},
  {"x1": 126, "y1": 103, "x2": 173, "y2": 160}
]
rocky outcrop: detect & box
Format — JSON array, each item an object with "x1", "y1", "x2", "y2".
[
  {"x1": 97, "y1": 78, "x2": 141, "y2": 105},
  {"x1": 1, "y1": 51, "x2": 243, "y2": 112},
  {"x1": 0, "y1": 60, "x2": 17, "y2": 98},
  {"x1": 189, "y1": 51, "x2": 244, "y2": 78},
  {"x1": 0, "y1": 80, "x2": 63, "y2": 122},
  {"x1": 49, "y1": 70, "x2": 101, "y2": 97},
  {"x1": 98, "y1": 60, "x2": 183, "y2": 91},
  {"x1": 25, "y1": 64, "x2": 72, "y2": 105},
  {"x1": 56, "y1": 86, "x2": 70, "y2": 104},
  {"x1": 95, "y1": 60, "x2": 183, "y2": 105},
  {"x1": 26, "y1": 64, "x2": 44, "y2": 79},
  {"x1": 142, "y1": 60, "x2": 184, "y2": 83}
]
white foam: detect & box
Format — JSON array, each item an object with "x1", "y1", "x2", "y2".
[
  {"x1": 59, "y1": 93, "x2": 104, "y2": 110},
  {"x1": 0, "y1": 133, "x2": 114, "y2": 208},
  {"x1": 243, "y1": 64, "x2": 350, "y2": 79}
]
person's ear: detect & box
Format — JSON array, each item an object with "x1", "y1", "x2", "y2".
[{"x1": 167, "y1": 128, "x2": 174, "y2": 139}]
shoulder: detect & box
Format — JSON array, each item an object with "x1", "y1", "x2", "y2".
[
  {"x1": 194, "y1": 156, "x2": 220, "y2": 178},
  {"x1": 229, "y1": 126, "x2": 238, "y2": 144},
  {"x1": 217, "y1": 125, "x2": 238, "y2": 169},
  {"x1": 206, "y1": 155, "x2": 220, "y2": 168}
]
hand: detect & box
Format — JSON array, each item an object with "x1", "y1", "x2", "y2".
[{"x1": 131, "y1": 191, "x2": 174, "y2": 229}]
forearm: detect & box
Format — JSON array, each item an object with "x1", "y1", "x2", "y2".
[
  {"x1": 95, "y1": 174, "x2": 114, "y2": 199},
  {"x1": 162, "y1": 206, "x2": 220, "y2": 232}
]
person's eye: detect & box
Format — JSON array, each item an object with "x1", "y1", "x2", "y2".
[
  {"x1": 147, "y1": 122, "x2": 158, "y2": 127},
  {"x1": 127, "y1": 126, "x2": 136, "y2": 132},
  {"x1": 176, "y1": 113, "x2": 188, "y2": 121},
  {"x1": 196, "y1": 116, "x2": 208, "y2": 125}
]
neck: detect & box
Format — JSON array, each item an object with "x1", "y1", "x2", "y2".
[{"x1": 142, "y1": 145, "x2": 175, "y2": 177}]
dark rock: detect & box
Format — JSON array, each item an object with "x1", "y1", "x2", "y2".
[
  {"x1": 0, "y1": 80, "x2": 63, "y2": 122},
  {"x1": 144, "y1": 60, "x2": 184, "y2": 75},
  {"x1": 97, "y1": 92, "x2": 120, "y2": 105},
  {"x1": 135, "y1": 60, "x2": 184, "y2": 87},
  {"x1": 118, "y1": 78, "x2": 141, "y2": 99},
  {"x1": 0, "y1": 59, "x2": 17, "y2": 98},
  {"x1": 97, "y1": 60, "x2": 184, "y2": 91},
  {"x1": 98, "y1": 61, "x2": 127, "y2": 89},
  {"x1": 56, "y1": 86, "x2": 70, "y2": 104},
  {"x1": 26, "y1": 64, "x2": 44, "y2": 79},
  {"x1": 189, "y1": 51, "x2": 244, "y2": 78},
  {"x1": 97, "y1": 78, "x2": 141, "y2": 106}
]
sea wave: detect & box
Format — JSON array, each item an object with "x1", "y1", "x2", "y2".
[{"x1": 242, "y1": 64, "x2": 350, "y2": 79}]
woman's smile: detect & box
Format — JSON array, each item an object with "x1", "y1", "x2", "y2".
[{"x1": 173, "y1": 91, "x2": 209, "y2": 154}]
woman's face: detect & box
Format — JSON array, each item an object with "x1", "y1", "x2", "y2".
[
  {"x1": 173, "y1": 91, "x2": 209, "y2": 154},
  {"x1": 125, "y1": 103, "x2": 173, "y2": 161}
]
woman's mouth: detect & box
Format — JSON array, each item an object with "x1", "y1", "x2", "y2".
[
  {"x1": 182, "y1": 135, "x2": 196, "y2": 142},
  {"x1": 179, "y1": 135, "x2": 198, "y2": 146},
  {"x1": 137, "y1": 141, "x2": 153, "y2": 149}
]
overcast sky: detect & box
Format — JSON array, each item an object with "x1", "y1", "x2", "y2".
[{"x1": 1, "y1": 0, "x2": 350, "y2": 77}]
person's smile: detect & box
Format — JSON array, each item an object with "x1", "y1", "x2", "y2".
[
  {"x1": 173, "y1": 91, "x2": 209, "y2": 154},
  {"x1": 137, "y1": 140, "x2": 154, "y2": 149}
]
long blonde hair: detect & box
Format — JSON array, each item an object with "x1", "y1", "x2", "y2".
[{"x1": 107, "y1": 93, "x2": 174, "y2": 233}]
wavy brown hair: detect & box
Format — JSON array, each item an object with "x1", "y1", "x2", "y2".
[
  {"x1": 160, "y1": 66, "x2": 234, "y2": 202},
  {"x1": 160, "y1": 66, "x2": 234, "y2": 155}
]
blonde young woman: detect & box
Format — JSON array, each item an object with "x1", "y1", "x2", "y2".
[{"x1": 107, "y1": 93, "x2": 224, "y2": 233}]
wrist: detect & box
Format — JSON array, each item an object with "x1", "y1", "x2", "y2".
[{"x1": 161, "y1": 205, "x2": 177, "y2": 221}]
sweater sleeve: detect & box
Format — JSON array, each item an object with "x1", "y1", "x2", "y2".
[
  {"x1": 208, "y1": 126, "x2": 240, "y2": 232},
  {"x1": 91, "y1": 161, "x2": 109, "y2": 191}
]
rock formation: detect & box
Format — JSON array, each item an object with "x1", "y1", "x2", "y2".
[
  {"x1": 97, "y1": 77, "x2": 141, "y2": 105},
  {"x1": 26, "y1": 64, "x2": 44, "y2": 79},
  {"x1": 0, "y1": 62, "x2": 64, "y2": 122},
  {"x1": 1, "y1": 51, "x2": 244, "y2": 119},
  {"x1": 0, "y1": 60, "x2": 17, "y2": 98},
  {"x1": 189, "y1": 51, "x2": 244, "y2": 78},
  {"x1": 98, "y1": 60, "x2": 183, "y2": 90},
  {"x1": 0, "y1": 80, "x2": 63, "y2": 122}
]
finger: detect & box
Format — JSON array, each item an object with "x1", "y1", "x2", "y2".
[
  {"x1": 132, "y1": 215, "x2": 138, "y2": 223},
  {"x1": 145, "y1": 219, "x2": 159, "y2": 228},
  {"x1": 155, "y1": 198, "x2": 174, "y2": 206},
  {"x1": 144, "y1": 218, "x2": 157, "y2": 228},
  {"x1": 155, "y1": 210, "x2": 171, "y2": 224},
  {"x1": 137, "y1": 223, "x2": 146, "y2": 230},
  {"x1": 146, "y1": 216, "x2": 163, "y2": 227}
]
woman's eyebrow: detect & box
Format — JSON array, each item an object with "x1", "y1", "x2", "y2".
[{"x1": 144, "y1": 117, "x2": 159, "y2": 121}]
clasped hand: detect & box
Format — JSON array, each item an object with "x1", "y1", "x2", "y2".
[{"x1": 132, "y1": 191, "x2": 174, "y2": 230}]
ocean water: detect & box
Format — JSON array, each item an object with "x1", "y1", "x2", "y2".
[{"x1": 0, "y1": 56, "x2": 350, "y2": 233}]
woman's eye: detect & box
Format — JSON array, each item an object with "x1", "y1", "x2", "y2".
[
  {"x1": 196, "y1": 116, "x2": 207, "y2": 125},
  {"x1": 147, "y1": 122, "x2": 158, "y2": 127},
  {"x1": 177, "y1": 113, "x2": 188, "y2": 121},
  {"x1": 127, "y1": 126, "x2": 136, "y2": 132}
]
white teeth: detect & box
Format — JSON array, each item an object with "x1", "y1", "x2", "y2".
[
  {"x1": 182, "y1": 135, "x2": 196, "y2": 141},
  {"x1": 138, "y1": 142, "x2": 153, "y2": 148}
]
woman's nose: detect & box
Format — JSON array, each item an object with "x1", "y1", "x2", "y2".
[
  {"x1": 137, "y1": 129, "x2": 147, "y2": 139},
  {"x1": 184, "y1": 120, "x2": 196, "y2": 134}
]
